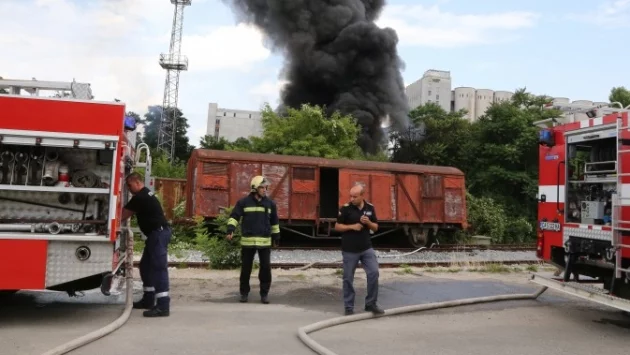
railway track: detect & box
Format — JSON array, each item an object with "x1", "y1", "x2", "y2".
[
  {"x1": 138, "y1": 259, "x2": 541, "y2": 269},
  {"x1": 274, "y1": 244, "x2": 536, "y2": 252}
]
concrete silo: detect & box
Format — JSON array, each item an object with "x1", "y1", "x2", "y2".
[
  {"x1": 475, "y1": 89, "x2": 494, "y2": 119},
  {"x1": 453, "y1": 87, "x2": 476, "y2": 121}
]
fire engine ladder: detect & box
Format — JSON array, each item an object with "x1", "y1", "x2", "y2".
[
  {"x1": 612, "y1": 112, "x2": 630, "y2": 287},
  {"x1": 0, "y1": 78, "x2": 93, "y2": 100}
]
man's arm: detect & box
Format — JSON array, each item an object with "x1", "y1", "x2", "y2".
[
  {"x1": 334, "y1": 206, "x2": 360, "y2": 232},
  {"x1": 121, "y1": 197, "x2": 138, "y2": 221},
  {"x1": 363, "y1": 206, "x2": 379, "y2": 232},
  {"x1": 226, "y1": 200, "x2": 244, "y2": 236},
  {"x1": 269, "y1": 201, "x2": 280, "y2": 244}
]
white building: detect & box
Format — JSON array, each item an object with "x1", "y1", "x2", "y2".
[
  {"x1": 405, "y1": 69, "x2": 452, "y2": 112},
  {"x1": 207, "y1": 103, "x2": 263, "y2": 142}
]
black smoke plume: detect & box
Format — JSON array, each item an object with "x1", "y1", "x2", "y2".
[{"x1": 222, "y1": 0, "x2": 410, "y2": 154}]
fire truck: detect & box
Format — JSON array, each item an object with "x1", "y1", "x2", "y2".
[
  {"x1": 530, "y1": 99, "x2": 630, "y2": 312},
  {"x1": 0, "y1": 78, "x2": 151, "y2": 298}
]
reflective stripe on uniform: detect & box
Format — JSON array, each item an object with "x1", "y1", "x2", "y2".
[
  {"x1": 244, "y1": 206, "x2": 267, "y2": 213},
  {"x1": 241, "y1": 236, "x2": 271, "y2": 247},
  {"x1": 227, "y1": 217, "x2": 239, "y2": 227},
  {"x1": 155, "y1": 292, "x2": 169, "y2": 298},
  {"x1": 271, "y1": 224, "x2": 280, "y2": 234},
  {"x1": 143, "y1": 287, "x2": 155, "y2": 292}
]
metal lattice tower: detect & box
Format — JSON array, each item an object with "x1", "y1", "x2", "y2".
[{"x1": 157, "y1": 0, "x2": 191, "y2": 162}]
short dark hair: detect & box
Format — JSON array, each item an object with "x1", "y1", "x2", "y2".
[{"x1": 126, "y1": 172, "x2": 143, "y2": 183}]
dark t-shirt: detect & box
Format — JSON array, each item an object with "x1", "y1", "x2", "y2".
[
  {"x1": 337, "y1": 201, "x2": 378, "y2": 253},
  {"x1": 124, "y1": 187, "x2": 168, "y2": 235}
]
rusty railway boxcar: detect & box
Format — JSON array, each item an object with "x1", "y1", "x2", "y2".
[{"x1": 185, "y1": 149, "x2": 467, "y2": 247}]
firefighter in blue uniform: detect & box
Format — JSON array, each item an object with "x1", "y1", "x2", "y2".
[
  {"x1": 227, "y1": 175, "x2": 280, "y2": 304},
  {"x1": 122, "y1": 172, "x2": 171, "y2": 317}
]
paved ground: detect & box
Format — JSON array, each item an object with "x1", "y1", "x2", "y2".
[{"x1": 3, "y1": 266, "x2": 630, "y2": 355}]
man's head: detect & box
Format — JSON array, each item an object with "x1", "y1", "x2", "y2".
[
  {"x1": 250, "y1": 175, "x2": 270, "y2": 198},
  {"x1": 125, "y1": 172, "x2": 144, "y2": 194},
  {"x1": 349, "y1": 183, "x2": 365, "y2": 206}
]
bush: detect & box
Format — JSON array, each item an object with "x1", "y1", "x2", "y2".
[
  {"x1": 194, "y1": 209, "x2": 242, "y2": 269},
  {"x1": 504, "y1": 217, "x2": 535, "y2": 244},
  {"x1": 465, "y1": 192, "x2": 508, "y2": 243}
]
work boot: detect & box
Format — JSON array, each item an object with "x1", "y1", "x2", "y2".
[
  {"x1": 365, "y1": 304, "x2": 385, "y2": 315},
  {"x1": 143, "y1": 307, "x2": 169, "y2": 317},
  {"x1": 239, "y1": 294, "x2": 248, "y2": 303},
  {"x1": 133, "y1": 298, "x2": 154, "y2": 310},
  {"x1": 344, "y1": 309, "x2": 354, "y2": 316},
  {"x1": 261, "y1": 295, "x2": 269, "y2": 304}
]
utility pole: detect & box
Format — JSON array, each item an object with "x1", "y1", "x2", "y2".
[{"x1": 157, "y1": 0, "x2": 191, "y2": 163}]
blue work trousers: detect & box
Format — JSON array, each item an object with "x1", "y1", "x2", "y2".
[
  {"x1": 342, "y1": 248, "x2": 379, "y2": 311},
  {"x1": 139, "y1": 226, "x2": 171, "y2": 310}
]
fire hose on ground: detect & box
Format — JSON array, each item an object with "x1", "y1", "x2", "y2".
[
  {"x1": 39, "y1": 226, "x2": 135, "y2": 355},
  {"x1": 297, "y1": 286, "x2": 549, "y2": 355}
]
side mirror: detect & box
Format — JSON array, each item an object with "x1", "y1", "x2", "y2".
[{"x1": 539, "y1": 194, "x2": 547, "y2": 203}]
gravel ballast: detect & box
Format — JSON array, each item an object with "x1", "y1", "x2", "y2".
[{"x1": 133, "y1": 248, "x2": 539, "y2": 265}]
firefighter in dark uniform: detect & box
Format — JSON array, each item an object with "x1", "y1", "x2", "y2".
[
  {"x1": 334, "y1": 183, "x2": 385, "y2": 316},
  {"x1": 226, "y1": 175, "x2": 280, "y2": 304},
  {"x1": 122, "y1": 172, "x2": 171, "y2": 317}
]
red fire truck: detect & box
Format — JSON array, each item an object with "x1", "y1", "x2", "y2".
[
  {"x1": 0, "y1": 78, "x2": 149, "y2": 297},
  {"x1": 530, "y1": 100, "x2": 630, "y2": 311}
]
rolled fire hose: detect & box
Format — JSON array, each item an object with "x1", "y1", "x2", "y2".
[
  {"x1": 297, "y1": 286, "x2": 549, "y2": 355},
  {"x1": 40, "y1": 226, "x2": 134, "y2": 355}
]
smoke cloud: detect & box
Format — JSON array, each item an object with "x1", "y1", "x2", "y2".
[{"x1": 222, "y1": 0, "x2": 410, "y2": 154}]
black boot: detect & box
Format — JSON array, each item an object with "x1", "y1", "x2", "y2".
[
  {"x1": 143, "y1": 306, "x2": 170, "y2": 317},
  {"x1": 261, "y1": 295, "x2": 269, "y2": 304},
  {"x1": 365, "y1": 303, "x2": 385, "y2": 315},
  {"x1": 133, "y1": 298, "x2": 154, "y2": 310},
  {"x1": 239, "y1": 294, "x2": 248, "y2": 303}
]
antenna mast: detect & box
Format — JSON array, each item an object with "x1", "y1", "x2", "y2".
[{"x1": 157, "y1": 0, "x2": 191, "y2": 163}]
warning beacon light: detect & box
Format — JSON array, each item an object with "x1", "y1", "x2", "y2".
[
  {"x1": 124, "y1": 115, "x2": 137, "y2": 131},
  {"x1": 538, "y1": 128, "x2": 555, "y2": 147}
]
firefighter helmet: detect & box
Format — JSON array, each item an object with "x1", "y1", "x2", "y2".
[{"x1": 250, "y1": 175, "x2": 270, "y2": 192}]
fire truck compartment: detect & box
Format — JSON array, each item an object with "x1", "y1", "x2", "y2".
[
  {"x1": 0, "y1": 142, "x2": 115, "y2": 238},
  {"x1": 565, "y1": 134, "x2": 616, "y2": 226}
]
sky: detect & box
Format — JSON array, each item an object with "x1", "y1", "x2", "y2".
[{"x1": 2, "y1": 0, "x2": 629, "y2": 147}]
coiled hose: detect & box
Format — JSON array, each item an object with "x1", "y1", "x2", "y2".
[
  {"x1": 297, "y1": 286, "x2": 549, "y2": 355},
  {"x1": 40, "y1": 226, "x2": 134, "y2": 355}
]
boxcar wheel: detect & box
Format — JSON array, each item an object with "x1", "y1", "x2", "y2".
[{"x1": 407, "y1": 228, "x2": 428, "y2": 248}]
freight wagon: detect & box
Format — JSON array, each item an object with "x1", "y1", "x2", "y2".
[{"x1": 185, "y1": 149, "x2": 467, "y2": 247}]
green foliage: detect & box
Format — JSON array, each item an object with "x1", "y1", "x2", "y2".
[
  {"x1": 465, "y1": 192, "x2": 507, "y2": 243},
  {"x1": 193, "y1": 209, "x2": 242, "y2": 269},
  {"x1": 249, "y1": 104, "x2": 363, "y2": 159},
  {"x1": 150, "y1": 155, "x2": 187, "y2": 179},
  {"x1": 609, "y1": 86, "x2": 630, "y2": 108},
  {"x1": 140, "y1": 105, "x2": 194, "y2": 162}
]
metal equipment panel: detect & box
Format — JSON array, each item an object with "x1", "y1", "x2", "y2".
[{"x1": 45, "y1": 241, "x2": 112, "y2": 287}]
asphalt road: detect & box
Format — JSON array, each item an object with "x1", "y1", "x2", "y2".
[{"x1": 2, "y1": 268, "x2": 630, "y2": 355}]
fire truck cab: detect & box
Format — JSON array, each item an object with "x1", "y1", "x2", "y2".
[
  {"x1": 0, "y1": 78, "x2": 148, "y2": 297},
  {"x1": 531, "y1": 100, "x2": 630, "y2": 311}
]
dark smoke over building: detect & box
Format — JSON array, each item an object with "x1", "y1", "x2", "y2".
[{"x1": 222, "y1": 0, "x2": 410, "y2": 154}]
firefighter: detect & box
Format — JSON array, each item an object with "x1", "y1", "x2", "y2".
[
  {"x1": 226, "y1": 175, "x2": 280, "y2": 304},
  {"x1": 122, "y1": 172, "x2": 171, "y2": 317}
]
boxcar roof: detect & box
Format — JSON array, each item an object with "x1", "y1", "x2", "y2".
[{"x1": 192, "y1": 149, "x2": 464, "y2": 176}]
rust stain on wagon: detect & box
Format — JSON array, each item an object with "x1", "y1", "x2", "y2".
[
  {"x1": 154, "y1": 177, "x2": 186, "y2": 220},
  {"x1": 184, "y1": 149, "x2": 467, "y2": 234}
]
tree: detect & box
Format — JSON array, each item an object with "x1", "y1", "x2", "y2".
[
  {"x1": 141, "y1": 105, "x2": 194, "y2": 162},
  {"x1": 248, "y1": 104, "x2": 364, "y2": 159},
  {"x1": 389, "y1": 102, "x2": 474, "y2": 170},
  {"x1": 609, "y1": 86, "x2": 630, "y2": 108}
]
